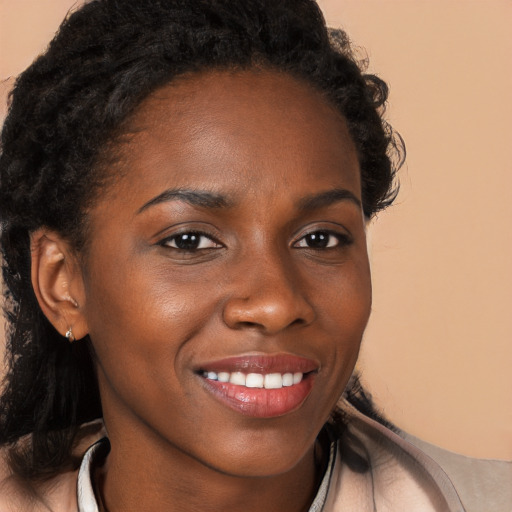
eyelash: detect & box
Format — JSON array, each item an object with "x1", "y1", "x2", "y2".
[
  {"x1": 293, "y1": 230, "x2": 352, "y2": 250},
  {"x1": 159, "y1": 229, "x2": 352, "y2": 252},
  {"x1": 159, "y1": 231, "x2": 223, "y2": 251}
]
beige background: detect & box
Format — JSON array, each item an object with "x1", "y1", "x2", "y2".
[{"x1": 1, "y1": 0, "x2": 511, "y2": 460}]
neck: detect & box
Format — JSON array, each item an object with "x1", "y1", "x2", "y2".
[{"x1": 96, "y1": 428, "x2": 322, "y2": 512}]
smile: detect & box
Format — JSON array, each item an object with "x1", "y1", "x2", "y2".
[{"x1": 197, "y1": 354, "x2": 318, "y2": 418}]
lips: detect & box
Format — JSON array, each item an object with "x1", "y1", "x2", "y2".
[{"x1": 197, "y1": 354, "x2": 318, "y2": 418}]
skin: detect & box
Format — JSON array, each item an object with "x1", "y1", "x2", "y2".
[{"x1": 34, "y1": 69, "x2": 372, "y2": 511}]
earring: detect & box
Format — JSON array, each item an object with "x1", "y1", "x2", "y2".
[{"x1": 65, "y1": 328, "x2": 76, "y2": 343}]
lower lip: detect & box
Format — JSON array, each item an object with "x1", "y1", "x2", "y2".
[{"x1": 201, "y1": 374, "x2": 315, "y2": 418}]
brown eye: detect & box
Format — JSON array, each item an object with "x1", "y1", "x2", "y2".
[
  {"x1": 303, "y1": 232, "x2": 330, "y2": 248},
  {"x1": 294, "y1": 230, "x2": 351, "y2": 249},
  {"x1": 161, "y1": 232, "x2": 221, "y2": 251}
]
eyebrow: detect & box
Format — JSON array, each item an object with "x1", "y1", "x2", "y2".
[
  {"x1": 137, "y1": 186, "x2": 361, "y2": 214},
  {"x1": 298, "y1": 188, "x2": 362, "y2": 211},
  {"x1": 137, "y1": 189, "x2": 232, "y2": 214}
]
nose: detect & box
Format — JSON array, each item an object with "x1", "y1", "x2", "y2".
[{"x1": 222, "y1": 256, "x2": 316, "y2": 335}]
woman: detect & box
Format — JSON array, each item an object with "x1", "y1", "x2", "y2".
[{"x1": 0, "y1": 0, "x2": 465, "y2": 510}]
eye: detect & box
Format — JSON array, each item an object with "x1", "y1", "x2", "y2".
[
  {"x1": 160, "y1": 232, "x2": 222, "y2": 251},
  {"x1": 294, "y1": 230, "x2": 350, "y2": 249}
]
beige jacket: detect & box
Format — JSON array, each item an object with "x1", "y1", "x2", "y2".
[
  {"x1": 323, "y1": 400, "x2": 465, "y2": 511},
  {"x1": 2, "y1": 400, "x2": 502, "y2": 511}
]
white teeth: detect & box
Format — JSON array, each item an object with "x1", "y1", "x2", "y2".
[
  {"x1": 203, "y1": 370, "x2": 305, "y2": 389},
  {"x1": 282, "y1": 373, "x2": 294, "y2": 387},
  {"x1": 229, "y1": 372, "x2": 246, "y2": 386},
  {"x1": 217, "y1": 372, "x2": 230, "y2": 382},
  {"x1": 264, "y1": 373, "x2": 283, "y2": 389},
  {"x1": 245, "y1": 373, "x2": 264, "y2": 388}
]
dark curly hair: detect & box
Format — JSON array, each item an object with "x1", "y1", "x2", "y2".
[{"x1": 0, "y1": 0, "x2": 402, "y2": 480}]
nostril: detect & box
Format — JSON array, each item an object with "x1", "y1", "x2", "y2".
[
  {"x1": 223, "y1": 303, "x2": 313, "y2": 334},
  {"x1": 222, "y1": 284, "x2": 316, "y2": 334},
  {"x1": 235, "y1": 320, "x2": 261, "y2": 330}
]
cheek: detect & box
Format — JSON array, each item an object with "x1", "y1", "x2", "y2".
[
  {"x1": 83, "y1": 266, "x2": 212, "y2": 436},
  {"x1": 82, "y1": 253, "x2": 228, "y2": 396},
  {"x1": 344, "y1": 261, "x2": 372, "y2": 335},
  {"x1": 313, "y1": 254, "x2": 372, "y2": 383},
  {"x1": 314, "y1": 250, "x2": 372, "y2": 331}
]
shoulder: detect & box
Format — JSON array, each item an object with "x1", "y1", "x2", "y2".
[
  {"x1": 0, "y1": 455, "x2": 78, "y2": 512},
  {"x1": 0, "y1": 422, "x2": 105, "y2": 512},
  {"x1": 324, "y1": 399, "x2": 467, "y2": 511},
  {"x1": 404, "y1": 433, "x2": 512, "y2": 512}
]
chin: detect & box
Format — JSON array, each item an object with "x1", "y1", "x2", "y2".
[{"x1": 183, "y1": 421, "x2": 319, "y2": 478}]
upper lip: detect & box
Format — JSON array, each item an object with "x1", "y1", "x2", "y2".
[{"x1": 197, "y1": 353, "x2": 319, "y2": 374}]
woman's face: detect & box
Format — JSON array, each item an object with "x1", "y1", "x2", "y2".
[{"x1": 79, "y1": 70, "x2": 371, "y2": 477}]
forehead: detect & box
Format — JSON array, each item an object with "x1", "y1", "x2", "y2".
[{"x1": 100, "y1": 69, "x2": 361, "y2": 208}]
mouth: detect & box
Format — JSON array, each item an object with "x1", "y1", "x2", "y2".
[{"x1": 196, "y1": 354, "x2": 318, "y2": 418}]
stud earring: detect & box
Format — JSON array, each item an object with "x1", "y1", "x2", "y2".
[{"x1": 65, "y1": 328, "x2": 76, "y2": 343}]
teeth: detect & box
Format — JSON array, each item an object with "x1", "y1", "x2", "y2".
[
  {"x1": 217, "y1": 372, "x2": 230, "y2": 382},
  {"x1": 203, "y1": 370, "x2": 305, "y2": 389},
  {"x1": 264, "y1": 373, "x2": 283, "y2": 389},
  {"x1": 282, "y1": 373, "x2": 294, "y2": 387},
  {"x1": 229, "y1": 372, "x2": 246, "y2": 386},
  {"x1": 246, "y1": 373, "x2": 264, "y2": 388}
]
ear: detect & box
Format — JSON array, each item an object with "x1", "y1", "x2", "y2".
[{"x1": 30, "y1": 229, "x2": 88, "y2": 341}]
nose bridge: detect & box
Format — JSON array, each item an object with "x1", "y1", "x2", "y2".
[
  {"x1": 222, "y1": 241, "x2": 315, "y2": 333},
  {"x1": 249, "y1": 246, "x2": 294, "y2": 299}
]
